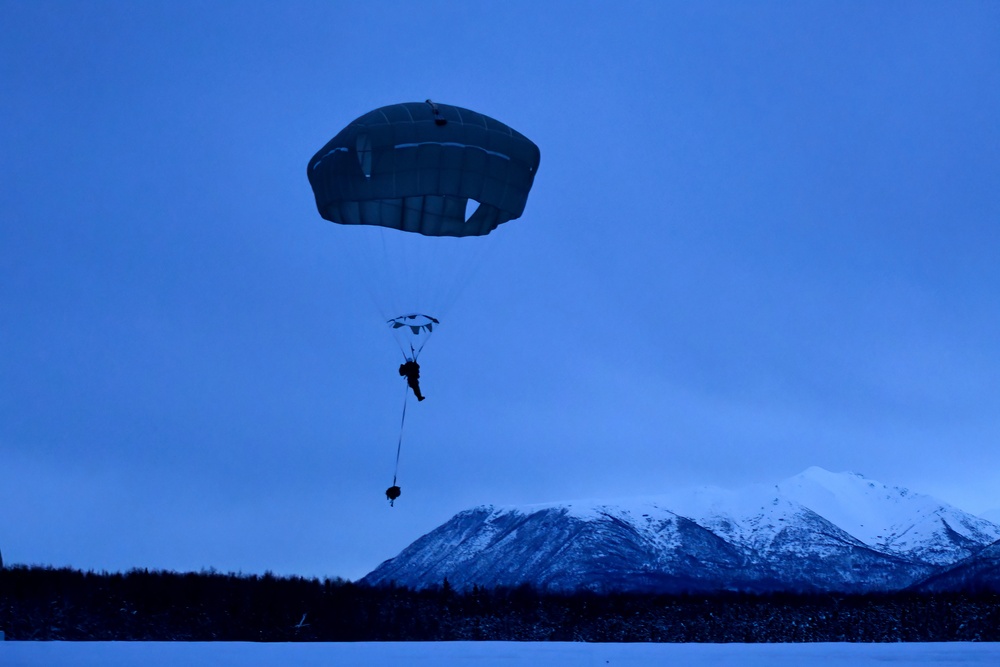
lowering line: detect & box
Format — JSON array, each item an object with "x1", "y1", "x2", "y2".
[{"x1": 386, "y1": 384, "x2": 409, "y2": 506}]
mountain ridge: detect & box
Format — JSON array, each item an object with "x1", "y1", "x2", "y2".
[{"x1": 362, "y1": 468, "x2": 1000, "y2": 593}]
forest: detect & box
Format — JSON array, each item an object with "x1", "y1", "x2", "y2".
[{"x1": 2, "y1": 565, "x2": 999, "y2": 642}]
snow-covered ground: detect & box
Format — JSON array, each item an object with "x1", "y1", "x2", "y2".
[{"x1": 3, "y1": 641, "x2": 1000, "y2": 666}]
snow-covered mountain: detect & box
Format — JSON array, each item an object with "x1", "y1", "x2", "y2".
[
  {"x1": 981, "y1": 508, "x2": 1000, "y2": 524},
  {"x1": 911, "y1": 539, "x2": 1000, "y2": 593},
  {"x1": 362, "y1": 468, "x2": 1000, "y2": 593}
]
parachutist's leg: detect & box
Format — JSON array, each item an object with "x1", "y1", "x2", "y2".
[{"x1": 408, "y1": 378, "x2": 425, "y2": 401}]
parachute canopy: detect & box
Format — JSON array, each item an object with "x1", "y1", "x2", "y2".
[{"x1": 307, "y1": 101, "x2": 540, "y2": 237}]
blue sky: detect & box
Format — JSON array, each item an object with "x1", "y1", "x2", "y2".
[{"x1": 2, "y1": 1, "x2": 999, "y2": 580}]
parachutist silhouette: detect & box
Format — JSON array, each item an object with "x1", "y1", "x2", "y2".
[{"x1": 399, "y1": 360, "x2": 425, "y2": 401}]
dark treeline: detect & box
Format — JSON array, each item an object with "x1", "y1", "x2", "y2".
[{"x1": 2, "y1": 565, "x2": 999, "y2": 642}]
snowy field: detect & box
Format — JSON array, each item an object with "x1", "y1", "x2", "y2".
[{"x1": 3, "y1": 641, "x2": 1000, "y2": 666}]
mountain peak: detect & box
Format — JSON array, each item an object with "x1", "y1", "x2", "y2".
[
  {"x1": 776, "y1": 467, "x2": 942, "y2": 548},
  {"x1": 796, "y1": 465, "x2": 866, "y2": 483}
]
